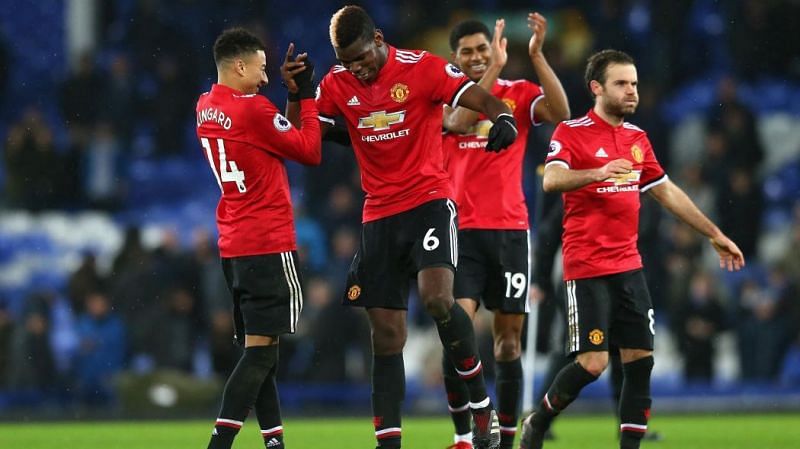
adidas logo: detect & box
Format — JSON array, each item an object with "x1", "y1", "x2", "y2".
[
  {"x1": 347, "y1": 95, "x2": 360, "y2": 106},
  {"x1": 595, "y1": 147, "x2": 608, "y2": 158},
  {"x1": 266, "y1": 437, "x2": 282, "y2": 448}
]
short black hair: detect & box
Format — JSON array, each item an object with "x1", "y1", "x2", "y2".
[
  {"x1": 330, "y1": 5, "x2": 375, "y2": 49},
  {"x1": 584, "y1": 49, "x2": 635, "y2": 98},
  {"x1": 213, "y1": 27, "x2": 265, "y2": 66},
  {"x1": 449, "y1": 20, "x2": 491, "y2": 51}
]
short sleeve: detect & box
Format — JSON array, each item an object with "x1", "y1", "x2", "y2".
[
  {"x1": 638, "y1": 135, "x2": 667, "y2": 192},
  {"x1": 521, "y1": 81, "x2": 545, "y2": 126},
  {"x1": 544, "y1": 123, "x2": 573, "y2": 169},
  {"x1": 420, "y1": 53, "x2": 474, "y2": 108},
  {"x1": 316, "y1": 72, "x2": 340, "y2": 125}
]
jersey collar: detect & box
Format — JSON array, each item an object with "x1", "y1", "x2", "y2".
[{"x1": 587, "y1": 108, "x2": 623, "y2": 130}]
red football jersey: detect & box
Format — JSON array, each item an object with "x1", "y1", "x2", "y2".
[
  {"x1": 196, "y1": 84, "x2": 321, "y2": 257},
  {"x1": 443, "y1": 79, "x2": 544, "y2": 230},
  {"x1": 545, "y1": 109, "x2": 667, "y2": 280},
  {"x1": 316, "y1": 46, "x2": 474, "y2": 222}
]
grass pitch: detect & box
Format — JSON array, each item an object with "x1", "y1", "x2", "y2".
[{"x1": 1, "y1": 413, "x2": 799, "y2": 449}]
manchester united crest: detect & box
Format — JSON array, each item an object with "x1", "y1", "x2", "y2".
[
  {"x1": 347, "y1": 285, "x2": 362, "y2": 301},
  {"x1": 390, "y1": 83, "x2": 410, "y2": 103},
  {"x1": 588, "y1": 329, "x2": 604, "y2": 345},
  {"x1": 631, "y1": 144, "x2": 643, "y2": 163},
  {"x1": 502, "y1": 98, "x2": 516, "y2": 112}
]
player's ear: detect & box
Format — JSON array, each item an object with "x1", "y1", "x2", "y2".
[
  {"x1": 374, "y1": 29, "x2": 384, "y2": 47},
  {"x1": 589, "y1": 79, "x2": 603, "y2": 97},
  {"x1": 234, "y1": 58, "x2": 246, "y2": 77}
]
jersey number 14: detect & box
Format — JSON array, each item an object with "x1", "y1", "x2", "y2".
[{"x1": 201, "y1": 137, "x2": 246, "y2": 193}]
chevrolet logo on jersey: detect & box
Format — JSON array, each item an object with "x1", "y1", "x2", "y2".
[{"x1": 358, "y1": 110, "x2": 406, "y2": 131}]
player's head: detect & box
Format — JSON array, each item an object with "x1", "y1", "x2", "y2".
[
  {"x1": 213, "y1": 27, "x2": 267, "y2": 94},
  {"x1": 330, "y1": 5, "x2": 387, "y2": 82},
  {"x1": 585, "y1": 49, "x2": 638, "y2": 117},
  {"x1": 449, "y1": 20, "x2": 492, "y2": 82}
]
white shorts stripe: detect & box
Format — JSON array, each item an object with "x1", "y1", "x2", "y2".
[
  {"x1": 446, "y1": 199, "x2": 458, "y2": 267},
  {"x1": 281, "y1": 252, "x2": 303, "y2": 333},
  {"x1": 567, "y1": 280, "x2": 579, "y2": 353},
  {"x1": 525, "y1": 229, "x2": 532, "y2": 313}
]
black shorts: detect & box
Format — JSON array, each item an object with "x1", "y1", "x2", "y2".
[
  {"x1": 454, "y1": 229, "x2": 530, "y2": 314},
  {"x1": 564, "y1": 269, "x2": 654, "y2": 355},
  {"x1": 343, "y1": 199, "x2": 458, "y2": 309},
  {"x1": 222, "y1": 251, "x2": 303, "y2": 343}
]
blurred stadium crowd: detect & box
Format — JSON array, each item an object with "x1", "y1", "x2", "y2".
[{"x1": 1, "y1": 0, "x2": 799, "y2": 415}]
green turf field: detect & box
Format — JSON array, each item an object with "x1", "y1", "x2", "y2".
[{"x1": 1, "y1": 413, "x2": 799, "y2": 449}]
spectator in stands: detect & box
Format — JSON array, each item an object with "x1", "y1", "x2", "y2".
[
  {"x1": 67, "y1": 251, "x2": 105, "y2": 314},
  {"x1": 73, "y1": 290, "x2": 126, "y2": 405},
  {"x1": 716, "y1": 168, "x2": 763, "y2": 259},
  {"x1": 105, "y1": 54, "x2": 137, "y2": 151},
  {"x1": 707, "y1": 77, "x2": 763, "y2": 171},
  {"x1": 676, "y1": 271, "x2": 727, "y2": 384},
  {"x1": 3, "y1": 107, "x2": 62, "y2": 210},
  {"x1": 190, "y1": 228, "x2": 239, "y2": 377},
  {"x1": 83, "y1": 121, "x2": 126, "y2": 211},
  {"x1": 8, "y1": 292, "x2": 57, "y2": 392},
  {"x1": 59, "y1": 51, "x2": 103, "y2": 132},
  {"x1": 303, "y1": 276, "x2": 369, "y2": 382},
  {"x1": 152, "y1": 286, "x2": 202, "y2": 373}
]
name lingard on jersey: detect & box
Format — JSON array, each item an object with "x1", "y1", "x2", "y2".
[{"x1": 197, "y1": 107, "x2": 232, "y2": 130}]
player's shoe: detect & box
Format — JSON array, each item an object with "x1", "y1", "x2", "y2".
[
  {"x1": 471, "y1": 407, "x2": 500, "y2": 449},
  {"x1": 445, "y1": 442, "x2": 473, "y2": 449},
  {"x1": 518, "y1": 412, "x2": 545, "y2": 449}
]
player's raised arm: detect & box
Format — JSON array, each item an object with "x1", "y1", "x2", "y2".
[
  {"x1": 280, "y1": 42, "x2": 308, "y2": 128},
  {"x1": 527, "y1": 12, "x2": 570, "y2": 123},
  {"x1": 646, "y1": 179, "x2": 745, "y2": 271}
]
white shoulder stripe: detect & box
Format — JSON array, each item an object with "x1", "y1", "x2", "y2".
[
  {"x1": 396, "y1": 49, "x2": 424, "y2": 58},
  {"x1": 565, "y1": 117, "x2": 594, "y2": 127},
  {"x1": 564, "y1": 116, "x2": 591, "y2": 125},
  {"x1": 623, "y1": 122, "x2": 644, "y2": 132}
]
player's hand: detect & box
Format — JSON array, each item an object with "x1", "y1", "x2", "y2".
[
  {"x1": 491, "y1": 19, "x2": 508, "y2": 70},
  {"x1": 293, "y1": 55, "x2": 316, "y2": 99},
  {"x1": 280, "y1": 43, "x2": 309, "y2": 99},
  {"x1": 709, "y1": 234, "x2": 745, "y2": 271},
  {"x1": 595, "y1": 158, "x2": 633, "y2": 181},
  {"x1": 486, "y1": 113, "x2": 518, "y2": 152},
  {"x1": 527, "y1": 12, "x2": 547, "y2": 57}
]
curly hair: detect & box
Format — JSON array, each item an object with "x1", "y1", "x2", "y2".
[{"x1": 213, "y1": 27, "x2": 265, "y2": 66}]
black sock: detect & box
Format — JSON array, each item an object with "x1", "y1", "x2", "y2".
[
  {"x1": 435, "y1": 302, "x2": 489, "y2": 407},
  {"x1": 372, "y1": 353, "x2": 404, "y2": 448},
  {"x1": 496, "y1": 358, "x2": 522, "y2": 449},
  {"x1": 533, "y1": 360, "x2": 598, "y2": 433},
  {"x1": 208, "y1": 345, "x2": 278, "y2": 449},
  {"x1": 442, "y1": 354, "x2": 472, "y2": 438},
  {"x1": 619, "y1": 356, "x2": 653, "y2": 449},
  {"x1": 255, "y1": 356, "x2": 284, "y2": 449}
]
